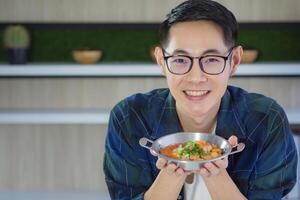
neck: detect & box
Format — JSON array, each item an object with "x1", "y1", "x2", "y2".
[{"x1": 177, "y1": 104, "x2": 219, "y2": 133}]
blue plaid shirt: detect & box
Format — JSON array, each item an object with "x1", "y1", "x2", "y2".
[{"x1": 103, "y1": 86, "x2": 297, "y2": 200}]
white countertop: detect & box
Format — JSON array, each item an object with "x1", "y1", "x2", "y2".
[
  {"x1": 0, "y1": 109, "x2": 110, "y2": 124},
  {"x1": 0, "y1": 191, "x2": 110, "y2": 200},
  {"x1": 0, "y1": 62, "x2": 299, "y2": 77}
]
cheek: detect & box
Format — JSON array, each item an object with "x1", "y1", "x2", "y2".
[
  {"x1": 166, "y1": 78, "x2": 177, "y2": 93},
  {"x1": 212, "y1": 76, "x2": 230, "y2": 96},
  {"x1": 166, "y1": 76, "x2": 183, "y2": 95}
]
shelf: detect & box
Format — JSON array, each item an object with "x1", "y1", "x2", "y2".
[
  {"x1": 0, "y1": 63, "x2": 300, "y2": 77},
  {"x1": 287, "y1": 109, "x2": 300, "y2": 125},
  {"x1": 0, "y1": 63, "x2": 160, "y2": 77},
  {"x1": 0, "y1": 109, "x2": 110, "y2": 124},
  {"x1": 0, "y1": 108, "x2": 299, "y2": 125},
  {"x1": 0, "y1": 191, "x2": 110, "y2": 200}
]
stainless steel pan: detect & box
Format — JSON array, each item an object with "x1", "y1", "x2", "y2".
[{"x1": 139, "y1": 132, "x2": 245, "y2": 171}]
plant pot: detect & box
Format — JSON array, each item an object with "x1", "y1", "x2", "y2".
[{"x1": 7, "y1": 48, "x2": 28, "y2": 64}]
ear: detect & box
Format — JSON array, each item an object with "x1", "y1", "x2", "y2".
[
  {"x1": 229, "y1": 46, "x2": 243, "y2": 76},
  {"x1": 154, "y1": 46, "x2": 166, "y2": 76}
]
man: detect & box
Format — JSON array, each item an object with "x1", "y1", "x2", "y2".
[{"x1": 103, "y1": 0, "x2": 297, "y2": 199}]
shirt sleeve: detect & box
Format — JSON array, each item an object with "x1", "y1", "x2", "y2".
[
  {"x1": 247, "y1": 104, "x2": 298, "y2": 200},
  {"x1": 103, "y1": 107, "x2": 154, "y2": 200}
]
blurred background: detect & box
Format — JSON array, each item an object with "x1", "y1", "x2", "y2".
[{"x1": 0, "y1": 0, "x2": 299, "y2": 199}]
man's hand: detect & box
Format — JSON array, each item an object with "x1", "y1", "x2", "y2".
[
  {"x1": 150, "y1": 149, "x2": 190, "y2": 177},
  {"x1": 198, "y1": 135, "x2": 238, "y2": 177},
  {"x1": 145, "y1": 135, "x2": 244, "y2": 200}
]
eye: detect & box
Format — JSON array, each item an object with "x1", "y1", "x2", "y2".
[
  {"x1": 206, "y1": 57, "x2": 221, "y2": 63},
  {"x1": 170, "y1": 57, "x2": 189, "y2": 64},
  {"x1": 174, "y1": 58, "x2": 187, "y2": 63},
  {"x1": 207, "y1": 58, "x2": 220, "y2": 62}
]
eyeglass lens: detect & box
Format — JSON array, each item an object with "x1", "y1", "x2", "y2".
[{"x1": 167, "y1": 55, "x2": 225, "y2": 74}]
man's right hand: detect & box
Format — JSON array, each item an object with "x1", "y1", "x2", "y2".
[
  {"x1": 144, "y1": 156, "x2": 189, "y2": 200},
  {"x1": 150, "y1": 149, "x2": 190, "y2": 177},
  {"x1": 156, "y1": 157, "x2": 190, "y2": 177}
]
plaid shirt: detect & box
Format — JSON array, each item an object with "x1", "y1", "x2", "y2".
[{"x1": 103, "y1": 86, "x2": 297, "y2": 200}]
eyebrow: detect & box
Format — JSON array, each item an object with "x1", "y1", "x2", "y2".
[{"x1": 169, "y1": 48, "x2": 223, "y2": 56}]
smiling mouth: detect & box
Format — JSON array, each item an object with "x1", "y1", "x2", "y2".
[{"x1": 184, "y1": 90, "x2": 210, "y2": 97}]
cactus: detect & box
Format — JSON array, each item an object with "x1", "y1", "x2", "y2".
[{"x1": 3, "y1": 25, "x2": 30, "y2": 49}]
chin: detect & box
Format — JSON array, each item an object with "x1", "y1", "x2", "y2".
[{"x1": 188, "y1": 106, "x2": 209, "y2": 117}]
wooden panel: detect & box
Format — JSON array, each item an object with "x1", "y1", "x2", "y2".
[
  {"x1": 218, "y1": 0, "x2": 300, "y2": 22},
  {"x1": 0, "y1": 78, "x2": 167, "y2": 109},
  {"x1": 0, "y1": 0, "x2": 183, "y2": 23},
  {"x1": 0, "y1": 0, "x2": 299, "y2": 22},
  {"x1": 229, "y1": 77, "x2": 300, "y2": 108},
  {"x1": 0, "y1": 124, "x2": 108, "y2": 192},
  {"x1": 0, "y1": 77, "x2": 299, "y2": 109}
]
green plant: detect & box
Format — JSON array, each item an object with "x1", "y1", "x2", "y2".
[{"x1": 3, "y1": 25, "x2": 30, "y2": 48}]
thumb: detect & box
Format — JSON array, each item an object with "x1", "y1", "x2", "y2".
[{"x1": 228, "y1": 135, "x2": 238, "y2": 146}]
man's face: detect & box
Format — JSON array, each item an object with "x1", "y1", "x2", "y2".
[{"x1": 156, "y1": 20, "x2": 241, "y2": 118}]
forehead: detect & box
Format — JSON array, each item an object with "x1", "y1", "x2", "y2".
[{"x1": 166, "y1": 21, "x2": 227, "y2": 53}]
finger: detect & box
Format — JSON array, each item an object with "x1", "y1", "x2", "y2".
[
  {"x1": 199, "y1": 167, "x2": 210, "y2": 177},
  {"x1": 203, "y1": 162, "x2": 219, "y2": 176},
  {"x1": 214, "y1": 159, "x2": 228, "y2": 169},
  {"x1": 156, "y1": 158, "x2": 167, "y2": 169},
  {"x1": 228, "y1": 135, "x2": 238, "y2": 146},
  {"x1": 166, "y1": 162, "x2": 177, "y2": 175},
  {"x1": 175, "y1": 167, "x2": 185, "y2": 176},
  {"x1": 150, "y1": 149, "x2": 158, "y2": 156}
]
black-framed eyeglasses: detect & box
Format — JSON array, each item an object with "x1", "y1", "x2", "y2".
[{"x1": 162, "y1": 46, "x2": 235, "y2": 75}]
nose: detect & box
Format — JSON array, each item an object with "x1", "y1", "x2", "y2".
[{"x1": 186, "y1": 58, "x2": 207, "y2": 82}]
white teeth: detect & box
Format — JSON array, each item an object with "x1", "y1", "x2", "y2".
[{"x1": 185, "y1": 90, "x2": 208, "y2": 97}]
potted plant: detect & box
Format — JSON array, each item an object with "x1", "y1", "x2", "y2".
[{"x1": 3, "y1": 25, "x2": 30, "y2": 64}]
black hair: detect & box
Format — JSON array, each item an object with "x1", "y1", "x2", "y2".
[{"x1": 159, "y1": 0, "x2": 238, "y2": 48}]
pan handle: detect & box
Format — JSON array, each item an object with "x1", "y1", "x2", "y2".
[
  {"x1": 139, "y1": 137, "x2": 154, "y2": 150},
  {"x1": 229, "y1": 143, "x2": 245, "y2": 155}
]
